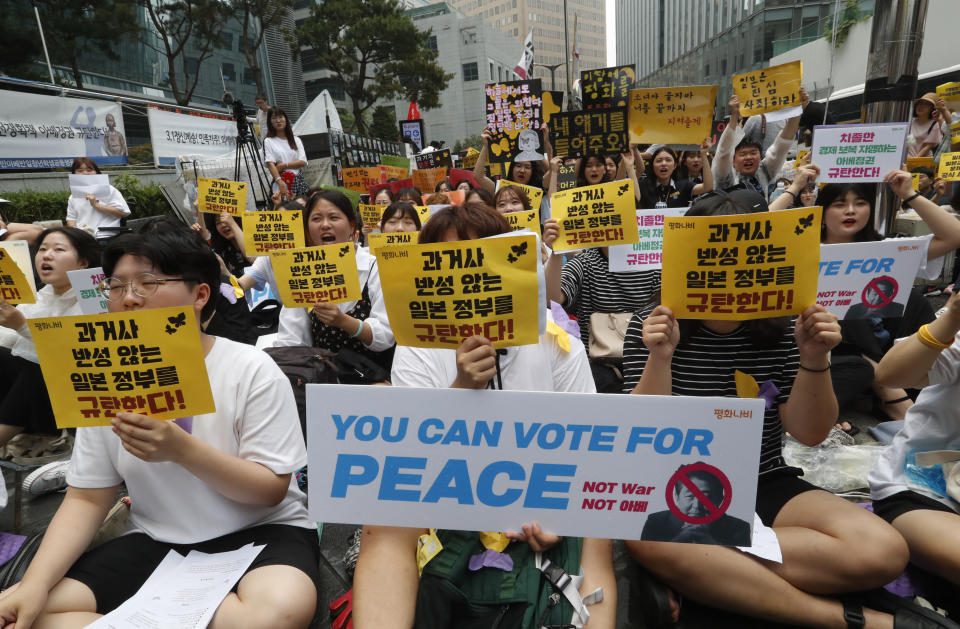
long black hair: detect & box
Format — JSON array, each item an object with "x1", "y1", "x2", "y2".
[
  {"x1": 507, "y1": 160, "x2": 545, "y2": 190},
  {"x1": 575, "y1": 155, "x2": 610, "y2": 188}
]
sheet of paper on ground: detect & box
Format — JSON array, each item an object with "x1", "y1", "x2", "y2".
[{"x1": 307, "y1": 385, "x2": 763, "y2": 545}]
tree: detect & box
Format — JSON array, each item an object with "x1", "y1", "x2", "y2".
[
  {"x1": 0, "y1": 2, "x2": 45, "y2": 81},
  {"x1": 33, "y1": 0, "x2": 141, "y2": 89},
  {"x1": 369, "y1": 105, "x2": 398, "y2": 142},
  {"x1": 453, "y1": 134, "x2": 483, "y2": 153},
  {"x1": 293, "y1": 0, "x2": 452, "y2": 135},
  {"x1": 823, "y1": 1, "x2": 866, "y2": 48},
  {"x1": 141, "y1": 0, "x2": 229, "y2": 105},
  {"x1": 230, "y1": 0, "x2": 294, "y2": 96}
]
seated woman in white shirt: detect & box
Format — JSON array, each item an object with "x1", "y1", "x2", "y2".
[
  {"x1": 263, "y1": 107, "x2": 308, "y2": 200},
  {"x1": 65, "y1": 157, "x2": 130, "y2": 237},
  {"x1": 274, "y1": 189, "x2": 395, "y2": 368}
]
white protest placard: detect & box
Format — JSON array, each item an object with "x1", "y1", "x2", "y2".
[
  {"x1": 307, "y1": 385, "x2": 764, "y2": 545},
  {"x1": 67, "y1": 267, "x2": 108, "y2": 315},
  {"x1": 0, "y1": 240, "x2": 37, "y2": 294},
  {"x1": 147, "y1": 108, "x2": 237, "y2": 167},
  {"x1": 811, "y1": 122, "x2": 907, "y2": 183},
  {"x1": 68, "y1": 174, "x2": 111, "y2": 201},
  {"x1": 608, "y1": 207, "x2": 688, "y2": 273},
  {"x1": 817, "y1": 238, "x2": 926, "y2": 320}
]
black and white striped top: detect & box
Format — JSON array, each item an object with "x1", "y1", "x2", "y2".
[
  {"x1": 621, "y1": 302, "x2": 799, "y2": 476},
  {"x1": 560, "y1": 248, "x2": 661, "y2": 346}
]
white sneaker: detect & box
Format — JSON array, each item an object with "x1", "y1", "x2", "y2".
[{"x1": 21, "y1": 459, "x2": 70, "y2": 495}]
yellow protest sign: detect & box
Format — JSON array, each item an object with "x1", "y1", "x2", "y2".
[
  {"x1": 198, "y1": 177, "x2": 247, "y2": 216},
  {"x1": 415, "y1": 205, "x2": 431, "y2": 225},
  {"x1": 343, "y1": 167, "x2": 385, "y2": 194},
  {"x1": 504, "y1": 209, "x2": 542, "y2": 237},
  {"x1": 937, "y1": 82, "x2": 960, "y2": 108},
  {"x1": 0, "y1": 247, "x2": 35, "y2": 304},
  {"x1": 30, "y1": 306, "x2": 215, "y2": 428},
  {"x1": 951, "y1": 121, "x2": 960, "y2": 145},
  {"x1": 905, "y1": 156, "x2": 934, "y2": 172},
  {"x1": 551, "y1": 179, "x2": 640, "y2": 252},
  {"x1": 939, "y1": 152, "x2": 960, "y2": 181},
  {"x1": 912, "y1": 173, "x2": 921, "y2": 191},
  {"x1": 271, "y1": 242, "x2": 362, "y2": 307},
  {"x1": 243, "y1": 210, "x2": 305, "y2": 256},
  {"x1": 628, "y1": 85, "x2": 718, "y2": 145},
  {"x1": 497, "y1": 179, "x2": 543, "y2": 210},
  {"x1": 460, "y1": 147, "x2": 480, "y2": 169},
  {"x1": 381, "y1": 165, "x2": 409, "y2": 181},
  {"x1": 366, "y1": 231, "x2": 418, "y2": 256},
  {"x1": 661, "y1": 206, "x2": 821, "y2": 320},
  {"x1": 795, "y1": 149, "x2": 810, "y2": 168},
  {"x1": 732, "y1": 61, "x2": 802, "y2": 117},
  {"x1": 412, "y1": 167, "x2": 449, "y2": 193},
  {"x1": 359, "y1": 204, "x2": 385, "y2": 230},
  {"x1": 376, "y1": 233, "x2": 539, "y2": 349}
]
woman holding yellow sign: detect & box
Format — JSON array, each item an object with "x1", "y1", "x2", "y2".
[{"x1": 635, "y1": 141, "x2": 714, "y2": 209}]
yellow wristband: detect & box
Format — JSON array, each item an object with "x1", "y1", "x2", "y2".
[{"x1": 917, "y1": 324, "x2": 954, "y2": 350}]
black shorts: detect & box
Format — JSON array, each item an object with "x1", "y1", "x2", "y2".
[
  {"x1": 65, "y1": 523, "x2": 320, "y2": 614},
  {"x1": 872, "y1": 490, "x2": 958, "y2": 524},
  {"x1": 0, "y1": 347, "x2": 58, "y2": 434},
  {"x1": 755, "y1": 467, "x2": 818, "y2": 527}
]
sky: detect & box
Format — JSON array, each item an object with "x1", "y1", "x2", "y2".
[{"x1": 606, "y1": 0, "x2": 616, "y2": 65}]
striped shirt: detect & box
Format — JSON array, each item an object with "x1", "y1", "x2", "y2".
[
  {"x1": 621, "y1": 302, "x2": 799, "y2": 476},
  {"x1": 559, "y1": 248, "x2": 661, "y2": 346}
]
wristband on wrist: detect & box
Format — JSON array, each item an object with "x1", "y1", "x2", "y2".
[
  {"x1": 903, "y1": 191, "x2": 922, "y2": 205},
  {"x1": 917, "y1": 324, "x2": 954, "y2": 350},
  {"x1": 799, "y1": 362, "x2": 831, "y2": 373},
  {"x1": 351, "y1": 318, "x2": 365, "y2": 338}
]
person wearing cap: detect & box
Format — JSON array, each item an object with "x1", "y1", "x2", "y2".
[{"x1": 908, "y1": 93, "x2": 944, "y2": 158}]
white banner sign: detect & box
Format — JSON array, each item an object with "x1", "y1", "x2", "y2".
[
  {"x1": 811, "y1": 122, "x2": 908, "y2": 183},
  {"x1": 307, "y1": 385, "x2": 763, "y2": 545},
  {"x1": 147, "y1": 108, "x2": 237, "y2": 167},
  {"x1": 608, "y1": 207, "x2": 688, "y2": 273},
  {"x1": 817, "y1": 238, "x2": 926, "y2": 319},
  {"x1": 0, "y1": 90, "x2": 127, "y2": 169},
  {"x1": 67, "y1": 267, "x2": 108, "y2": 315}
]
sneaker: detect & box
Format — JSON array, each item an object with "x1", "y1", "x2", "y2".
[{"x1": 21, "y1": 459, "x2": 69, "y2": 495}]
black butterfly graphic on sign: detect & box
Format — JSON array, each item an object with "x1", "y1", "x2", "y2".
[
  {"x1": 507, "y1": 241, "x2": 529, "y2": 263},
  {"x1": 165, "y1": 312, "x2": 186, "y2": 335},
  {"x1": 794, "y1": 213, "x2": 815, "y2": 235},
  {"x1": 617, "y1": 183, "x2": 629, "y2": 196},
  {"x1": 338, "y1": 245, "x2": 350, "y2": 257}
]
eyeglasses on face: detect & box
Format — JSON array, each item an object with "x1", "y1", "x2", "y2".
[{"x1": 99, "y1": 273, "x2": 186, "y2": 301}]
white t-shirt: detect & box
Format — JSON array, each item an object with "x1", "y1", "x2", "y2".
[
  {"x1": 275, "y1": 246, "x2": 394, "y2": 352},
  {"x1": 263, "y1": 136, "x2": 307, "y2": 183},
  {"x1": 869, "y1": 330, "x2": 960, "y2": 511},
  {"x1": 66, "y1": 186, "x2": 130, "y2": 236},
  {"x1": 4, "y1": 285, "x2": 81, "y2": 363},
  {"x1": 391, "y1": 310, "x2": 595, "y2": 393},
  {"x1": 66, "y1": 336, "x2": 313, "y2": 544}
]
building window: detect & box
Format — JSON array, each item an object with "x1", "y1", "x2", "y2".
[
  {"x1": 220, "y1": 32, "x2": 233, "y2": 51},
  {"x1": 301, "y1": 48, "x2": 322, "y2": 72},
  {"x1": 428, "y1": 34, "x2": 438, "y2": 51},
  {"x1": 221, "y1": 62, "x2": 235, "y2": 81},
  {"x1": 462, "y1": 62, "x2": 479, "y2": 81},
  {"x1": 243, "y1": 67, "x2": 257, "y2": 85},
  {"x1": 305, "y1": 77, "x2": 345, "y2": 101},
  {"x1": 186, "y1": 57, "x2": 200, "y2": 75}
]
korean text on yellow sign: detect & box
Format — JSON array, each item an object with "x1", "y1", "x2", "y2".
[
  {"x1": 461, "y1": 147, "x2": 480, "y2": 169},
  {"x1": 732, "y1": 61, "x2": 803, "y2": 117},
  {"x1": 504, "y1": 209, "x2": 542, "y2": 237},
  {"x1": 343, "y1": 167, "x2": 385, "y2": 194},
  {"x1": 661, "y1": 206, "x2": 822, "y2": 320},
  {"x1": 905, "y1": 156, "x2": 934, "y2": 172},
  {"x1": 198, "y1": 177, "x2": 248, "y2": 216},
  {"x1": 0, "y1": 247, "x2": 35, "y2": 304},
  {"x1": 497, "y1": 179, "x2": 544, "y2": 210},
  {"x1": 243, "y1": 210, "x2": 305, "y2": 256},
  {"x1": 367, "y1": 231, "x2": 418, "y2": 256},
  {"x1": 937, "y1": 82, "x2": 960, "y2": 108},
  {"x1": 359, "y1": 204, "x2": 385, "y2": 230},
  {"x1": 381, "y1": 164, "x2": 409, "y2": 181},
  {"x1": 271, "y1": 242, "x2": 362, "y2": 307},
  {"x1": 376, "y1": 233, "x2": 539, "y2": 349},
  {"x1": 30, "y1": 307, "x2": 215, "y2": 428},
  {"x1": 551, "y1": 179, "x2": 640, "y2": 252},
  {"x1": 412, "y1": 167, "x2": 449, "y2": 194},
  {"x1": 951, "y1": 122, "x2": 960, "y2": 145},
  {"x1": 939, "y1": 153, "x2": 960, "y2": 182},
  {"x1": 628, "y1": 85, "x2": 717, "y2": 145}
]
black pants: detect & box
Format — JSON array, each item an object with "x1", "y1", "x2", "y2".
[{"x1": 0, "y1": 347, "x2": 58, "y2": 433}]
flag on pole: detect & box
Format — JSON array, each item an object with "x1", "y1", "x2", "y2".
[{"x1": 514, "y1": 28, "x2": 535, "y2": 80}]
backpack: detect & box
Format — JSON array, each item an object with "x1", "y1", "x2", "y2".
[{"x1": 263, "y1": 346, "x2": 340, "y2": 438}]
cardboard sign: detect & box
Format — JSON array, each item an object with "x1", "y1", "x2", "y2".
[
  {"x1": 543, "y1": 90, "x2": 564, "y2": 123},
  {"x1": 449, "y1": 168, "x2": 478, "y2": 191},
  {"x1": 243, "y1": 210, "x2": 305, "y2": 256},
  {"x1": 484, "y1": 79, "x2": 546, "y2": 163},
  {"x1": 412, "y1": 167, "x2": 449, "y2": 194},
  {"x1": 0, "y1": 241, "x2": 36, "y2": 295},
  {"x1": 662, "y1": 207, "x2": 822, "y2": 320},
  {"x1": 551, "y1": 180, "x2": 639, "y2": 252},
  {"x1": 30, "y1": 307, "x2": 215, "y2": 428},
  {"x1": 556, "y1": 163, "x2": 578, "y2": 191},
  {"x1": 343, "y1": 167, "x2": 385, "y2": 194},
  {"x1": 380, "y1": 154, "x2": 411, "y2": 175},
  {"x1": 817, "y1": 238, "x2": 926, "y2": 320},
  {"x1": 366, "y1": 231, "x2": 419, "y2": 256},
  {"x1": 271, "y1": 243, "x2": 362, "y2": 307},
  {"x1": 197, "y1": 177, "x2": 248, "y2": 216},
  {"x1": 307, "y1": 385, "x2": 763, "y2": 545},
  {"x1": 939, "y1": 152, "x2": 960, "y2": 182},
  {"x1": 415, "y1": 149, "x2": 453, "y2": 171},
  {"x1": 550, "y1": 108, "x2": 628, "y2": 158},
  {"x1": 0, "y1": 246, "x2": 36, "y2": 304},
  {"x1": 608, "y1": 208, "x2": 689, "y2": 273},
  {"x1": 628, "y1": 86, "x2": 718, "y2": 145},
  {"x1": 504, "y1": 209, "x2": 542, "y2": 237},
  {"x1": 67, "y1": 267, "x2": 108, "y2": 315},
  {"x1": 937, "y1": 82, "x2": 960, "y2": 109},
  {"x1": 912, "y1": 173, "x2": 921, "y2": 191},
  {"x1": 950, "y1": 122, "x2": 960, "y2": 145},
  {"x1": 732, "y1": 60, "x2": 803, "y2": 118},
  {"x1": 905, "y1": 156, "x2": 934, "y2": 172},
  {"x1": 382, "y1": 164, "x2": 410, "y2": 181},
  {"x1": 794, "y1": 149, "x2": 810, "y2": 168},
  {"x1": 811, "y1": 123, "x2": 908, "y2": 183},
  {"x1": 376, "y1": 233, "x2": 539, "y2": 349},
  {"x1": 581, "y1": 65, "x2": 636, "y2": 109},
  {"x1": 460, "y1": 147, "x2": 480, "y2": 169},
  {"x1": 496, "y1": 179, "x2": 544, "y2": 210},
  {"x1": 359, "y1": 204, "x2": 386, "y2": 230}
]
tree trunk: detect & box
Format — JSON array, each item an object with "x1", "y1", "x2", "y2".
[{"x1": 70, "y1": 56, "x2": 84, "y2": 89}]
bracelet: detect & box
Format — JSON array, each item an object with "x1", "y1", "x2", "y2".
[
  {"x1": 783, "y1": 189, "x2": 797, "y2": 202},
  {"x1": 917, "y1": 324, "x2": 954, "y2": 350},
  {"x1": 799, "y1": 362, "x2": 831, "y2": 373},
  {"x1": 902, "y1": 191, "x2": 922, "y2": 205},
  {"x1": 351, "y1": 318, "x2": 365, "y2": 338}
]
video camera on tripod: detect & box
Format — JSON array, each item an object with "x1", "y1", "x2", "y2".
[{"x1": 222, "y1": 91, "x2": 270, "y2": 208}]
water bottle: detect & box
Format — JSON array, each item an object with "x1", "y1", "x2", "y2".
[
  {"x1": 771, "y1": 180, "x2": 786, "y2": 202},
  {"x1": 655, "y1": 201, "x2": 667, "y2": 210}
]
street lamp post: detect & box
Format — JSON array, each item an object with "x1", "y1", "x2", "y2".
[{"x1": 532, "y1": 63, "x2": 563, "y2": 91}]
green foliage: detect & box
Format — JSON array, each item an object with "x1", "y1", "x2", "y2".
[
  {"x1": 0, "y1": 175, "x2": 168, "y2": 223},
  {"x1": 231, "y1": 0, "x2": 295, "y2": 95},
  {"x1": 823, "y1": 1, "x2": 865, "y2": 48},
  {"x1": 369, "y1": 106, "x2": 398, "y2": 142},
  {"x1": 0, "y1": 2, "x2": 45, "y2": 81},
  {"x1": 293, "y1": 0, "x2": 453, "y2": 134},
  {"x1": 453, "y1": 134, "x2": 483, "y2": 153}
]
